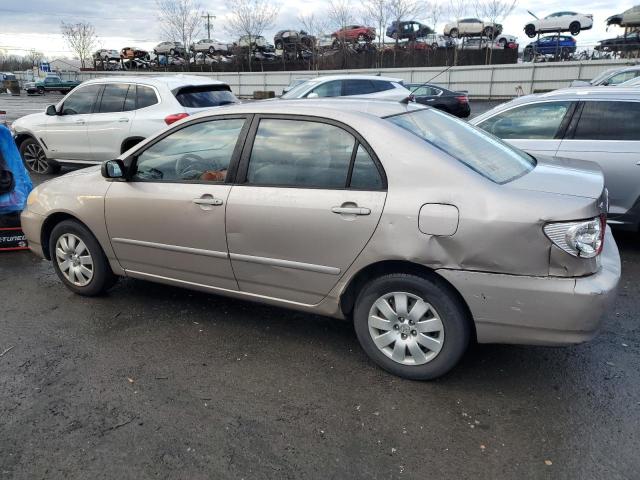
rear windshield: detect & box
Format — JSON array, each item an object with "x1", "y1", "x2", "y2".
[
  {"x1": 386, "y1": 109, "x2": 535, "y2": 184},
  {"x1": 174, "y1": 85, "x2": 238, "y2": 108}
]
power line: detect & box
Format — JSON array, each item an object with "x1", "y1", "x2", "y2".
[{"x1": 0, "y1": 7, "x2": 153, "y2": 21}]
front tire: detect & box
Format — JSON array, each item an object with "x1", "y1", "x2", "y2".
[
  {"x1": 20, "y1": 138, "x2": 58, "y2": 174},
  {"x1": 353, "y1": 273, "x2": 470, "y2": 380},
  {"x1": 49, "y1": 220, "x2": 117, "y2": 296},
  {"x1": 449, "y1": 28, "x2": 459, "y2": 38}
]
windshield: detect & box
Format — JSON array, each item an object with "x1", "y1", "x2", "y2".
[
  {"x1": 281, "y1": 81, "x2": 317, "y2": 98},
  {"x1": 590, "y1": 69, "x2": 617, "y2": 85},
  {"x1": 386, "y1": 109, "x2": 535, "y2": 184},
  {"x1": 174, "y1": 85, "x2": 238, "y2": 108}
]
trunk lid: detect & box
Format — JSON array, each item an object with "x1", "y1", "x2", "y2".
[{"x1": 507, "y1": 155, "x2": 604, "y2": 200}]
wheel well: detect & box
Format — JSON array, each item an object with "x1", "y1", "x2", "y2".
[
  {"x1": 14, "y1": 133, "x2": 36, "y2": 150},
  {"x1": 339, "y1": 260, "x2": 477, "y2": 340},
  {"x1": 120, "y1": 137, "x2": 145, "y2": 154},
  {"x1": 40, "y1": 212, "x2": 88, "y2": 260}
]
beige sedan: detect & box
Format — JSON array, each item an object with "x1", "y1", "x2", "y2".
[{"x1": 21, "y1": 99, "x2": 620, "y2": 379}]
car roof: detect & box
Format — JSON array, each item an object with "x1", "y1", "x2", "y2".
[
  {"x1": 473, "y1": 86, "x2": 640, "y2": 120},
  {"x1": 303, "y1": 74, "x2": 403, "y2": 83},
  {"x1": 81, "y1": 75, "x2": 229, "y2": 89},
  {"x1": 191, "y1": 98, "x2": 426, "y2": 121}
]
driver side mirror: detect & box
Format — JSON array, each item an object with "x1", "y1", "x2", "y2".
[
  {"x1": 101, "y1": 159, "x2": 126, "y2": 180},
  {"x1": 45, "y1": 105, "x2": 59, "y2": 116},
  {"x1": 306, "y1": 92, "x2": 319, "y2": 99}
]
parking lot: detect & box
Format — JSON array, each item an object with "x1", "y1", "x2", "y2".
[{"x1": 1, "y1": 95, "x2": 639, "y2": 479}]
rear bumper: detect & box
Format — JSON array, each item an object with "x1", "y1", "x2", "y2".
[{"x1": 437, "y1": 228, "x2": 621, "y2": 346}]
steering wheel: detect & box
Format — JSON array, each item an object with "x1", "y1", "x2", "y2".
[{"x1": 175, "y1": 153, "x2": 222, "y2": 180}]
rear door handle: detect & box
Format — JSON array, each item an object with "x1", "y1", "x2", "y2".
[
  {"x1": 75, "y1": 119, "x2": 86, "y2": 125},
  {"x1": 193, "y1": 197, "x2": 223, "y2": 206},
  {"x1": 331, "y1": 206, "x2": 371, "y2": 215}
]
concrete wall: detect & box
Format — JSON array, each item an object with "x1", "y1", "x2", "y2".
[{"x1": 15, "y1": 59, "x2": 638, "y2": 99}]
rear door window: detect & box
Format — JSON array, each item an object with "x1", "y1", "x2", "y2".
[
  {"x1": 477, "y1": 101, "x2": 572, "y2": 139},
  {"x1": 246, "y1": 119, "x2": 355, "y2": 188},
  {"x1": 573, "y1": 101, "x2": 640, "y2": 141},
  {"x1": 174, "y1": 85, "x2": 237, "y2": 108},
  {"x1": 343, "y1": 80, "x2": 377, "y2": 96}
]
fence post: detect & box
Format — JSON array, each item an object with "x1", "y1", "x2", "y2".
[{"x1": 488, "y1": 65, "x2": 494, "y2": 100}]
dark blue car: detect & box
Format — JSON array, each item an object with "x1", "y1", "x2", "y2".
[{"x1": 524, "y1": 35, "x2": 576, "y2": 59}]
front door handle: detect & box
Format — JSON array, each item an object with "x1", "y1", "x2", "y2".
[
  {"x1": 636, "y1": 161, "x2": 640, "y2": 166},
  {"x1": 331, "y1": 206, "x2": 371, "y2": 216},
  {"x1": 118, "y1": 117, "x2": 130, "y2": 123},
  {"x1": 75, "y1": 119, "x2": 86, "y2": 125},
  {"x1": 193, "y1": 197, "x2": 223, "y2": 206}
]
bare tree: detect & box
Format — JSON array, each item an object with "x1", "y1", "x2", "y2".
[
  {"x1": 388, "y1": 0, "x2": 420, "y2": 39},
  {"x1": 475, "y1": 0, "x2": 517, "y2": 63},
  {"x1": 26, "y1": 50, "x2": 44, "y2": 67},
  {"x1": 425, "y1": 1, "x2": 445, "y2": 32},
  {"x1": 225, "y1": 0, "x2": 280, "y2": 71},
  {"x1": 362, "y1": 0, "x2": 391, "y2": 49},
  {"x1": 60, "y1": 22, "x2": 97, "y2": 69},
  {"x1": 156, "y1": 0, "x2": 203, "y2": 66},
  {"x1": 299, "y1": 12, "x2": 330, "y2": 69},
  {"x1": 327, "y1": 0, "x2": 355, "y2": 44}
]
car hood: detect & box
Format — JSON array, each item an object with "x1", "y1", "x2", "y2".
[{"x1": 507, "y1": 155, "x2": 604, "y2": 200}]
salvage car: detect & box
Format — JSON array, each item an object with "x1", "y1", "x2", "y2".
[
  {"x1": 406, "y1": 83, "x2": 470, "y2": 117},
  {"x1": 20, "y1": 99, "x2": 620, "y2": 380},
  {"x1": 471, "y1": 87, "x2": 640, "y2": 229},
  {"x1": 280, "y1": 75, "x2": 410, "y2": 100},
  {"x1": 607, "y1": 6, "x2": 640, "y2": 27},
  {"x1": 274, "y1": 30, "x2": 315, "y2": 50},
  {"x1": 524, "y1": 11, "x2": 593, "y2": 38},
  {"x1": 191, "y1": 38, "x2": 231, "y2": 54},
  {"x1": 120, "y1": 47, "x2": 149, "y2": 60},
  {"x1": 93, "y1": 49, "x2": 120, "y2": 61},
  {"x1": 154, "y1": 41, "x2": 186, "y2": 56},
  {"x1": 524, "y1": 35, "x2": 576, "y2": 60},
  {"x1": 12, "y1": 76, "x2": 238, "y2": 174},
  {"x1": 597, "y1": 31, "x2": 640, "y2": 53},
  {"x1": 331, "y1": 25, "x2": 376, "y2": 43},
  {"x1": 386, "y1": 21, "x2": 433, "y2": 40},
  {"x1": 443, "y1": 18, "x2": 502, "y2": 38}
]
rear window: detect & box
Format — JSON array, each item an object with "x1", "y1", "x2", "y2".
[
  {"x1": 174, "y1": 85, "x2": 238, "y2": 108},
  {"x1": 387, "y1": 109, "x2": 535, "y2": 184}
]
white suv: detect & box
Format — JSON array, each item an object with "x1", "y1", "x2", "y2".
[
  {"x1": 12, "y1": 75, "x2": 238, "y2": 174},
  {"x1": 280, "y1": 75, "x2": 411, "y2": 100}
]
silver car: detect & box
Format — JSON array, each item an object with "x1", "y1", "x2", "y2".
[
  {"x1": 21, "y1": 99, "x2": 620, "y2": 380},
  {"x1": 472, "y1": 87, "x2": 640, "y2": 229}
]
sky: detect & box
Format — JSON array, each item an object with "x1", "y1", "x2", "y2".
[{"x1": 0, "y1": 0, "x2": 635, "y2": 59}]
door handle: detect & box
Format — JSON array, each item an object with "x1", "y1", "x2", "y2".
[
  {"x1": 75, "y1": 119, "x2": 86, "y2": 125},
  {"x1": 193, "y1": 197, "x2": 223, "y2": 206},
  {"x1": 118, "y1": 117, "x2": 130, "y2": 123},
  {"x1": 636, "y1": 161, "x2": 640, "y2": 166},
  {"x1": 331, "y1": 206, "x2": 371, "y2": 216}
]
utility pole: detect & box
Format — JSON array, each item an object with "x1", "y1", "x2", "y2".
[{"x1": 202, "y1": 13, "x2": 216, "y2": 40}]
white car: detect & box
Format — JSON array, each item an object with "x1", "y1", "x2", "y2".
[
  {"x1": 458, "y1": 38, "x2": 502, "y2": 49},
  {"x1": 443, "y1": 18, "x2": 502, "y2": 38},
  {"x1": 280, "y1": 75, "x2": 411, "y2": 101},
  {"x1": 94, "y1": 49, "x2": 120, "y2": 61},
  {"x1": 12, "y1": 76, "x2": 238, "y2": 174},
  {"x1": 494, "y1": 33, "x2": 517, "y2": 46},
  {"x1": 524, "y1": 11, "x2": 593, "y2": 38},
  {"x1": 191, "y1": 38, "x2": 231, "y2": 54},
  {"x1": 153, "y1": 41, "x2": 186, "y2": 56},
  {"x1": 420, "y1": 33, "x2": 455, "y2": 48},
  {"x1": 570, "y1": 66, "x2": 640, "y2": 87}
]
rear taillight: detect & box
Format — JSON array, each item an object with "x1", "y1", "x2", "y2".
[
  {"x1": 544, "y1": 217, "x2": 605, "y2": 258},
  {"x1": 164, "y1": 113, "x2": 189, "y2": 125},
  {"x1": 455, "y1": 95, "x2": 468, "y2": 103}
]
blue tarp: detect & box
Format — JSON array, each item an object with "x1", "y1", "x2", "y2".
[{"x1": 0, "y1": 125, "x2": 33, "y2": 214}]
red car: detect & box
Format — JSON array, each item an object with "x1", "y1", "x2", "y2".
[{"x1": 332, "y1": 25, "x2": 376, "y2": 43}]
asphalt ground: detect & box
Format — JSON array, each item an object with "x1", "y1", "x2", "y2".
[{"x1": 0, "y1": 93, "x2": 638, "y2": 479}]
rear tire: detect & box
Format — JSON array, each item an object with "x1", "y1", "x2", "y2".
[
  {"x1": 353, "y1": 273, "x2": 470, "y2": 380},
  {"x1": 525, "y1": 24, "x2": 536, "y2": 38},
  {"x1": 49, "y1": 220, "x2": 117, "y2": 296}
]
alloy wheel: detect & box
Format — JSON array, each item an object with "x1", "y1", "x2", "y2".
[
  {"x1": 22, "y1": 142, "x2": 49, "y2": 174},
  {"x1": 55, "y1": 233, "x2": 94, "y2": 287},
  {"x1": 368, "y1": 291, "x2": 444, "y2": 366}
]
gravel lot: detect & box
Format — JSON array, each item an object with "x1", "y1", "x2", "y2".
[{"x1": 1, "y1": 94, "x2": 638, "y2": 479}]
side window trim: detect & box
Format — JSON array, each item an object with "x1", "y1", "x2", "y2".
[
  {"x1": 123, "y1": 114, "x2": 253, "y2": 184},
  {"x1": 564, "y1": 101, "x2": 585, "y2": 139},
  {"x1": 554, "y1": 101, "x2": 578, "y2": 139},
  {"x1": 235, "y1": 113, "x2": 387, "y2": 190}
]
